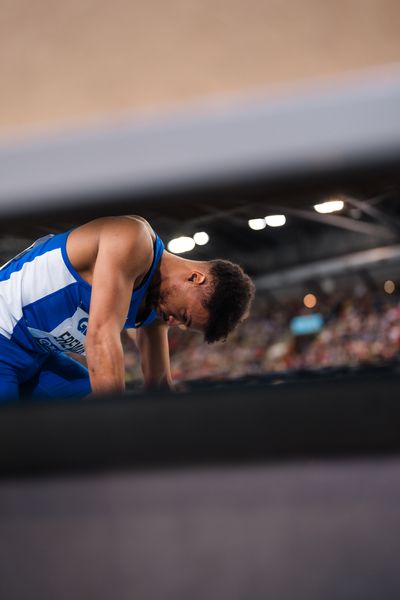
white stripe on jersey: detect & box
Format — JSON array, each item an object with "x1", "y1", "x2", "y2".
[{"x1": 0, "y1": 248, "x2": 76, "y2": 339}]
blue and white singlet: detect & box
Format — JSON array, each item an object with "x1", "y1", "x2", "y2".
[{"x1": 0, "y1": 230, "x2": 164, "y2": 356}]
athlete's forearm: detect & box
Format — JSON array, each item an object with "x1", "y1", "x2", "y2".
[
  {"x1": 140, "y1": 346, "x2": 172, "y2": 388},
  {"x1": 85, "y1": 332, "x2": 125, "y2": 394},
  {"x1": 142, "y1": 368, "x2": 173, "y2": 390},
  {"x1": 137, "y1": 324, "x2": 173, "y2": 390}
]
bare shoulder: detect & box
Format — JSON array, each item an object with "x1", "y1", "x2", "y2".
[
  {"x1": 123, "y1": 215, "x2": 156, "y2": 242},
  {"x1": 99, "y1": 215, "x2": 153, "y2": 244},
  {"x1": 67, "y1": 216, "x2": 154, "y2": 283}
]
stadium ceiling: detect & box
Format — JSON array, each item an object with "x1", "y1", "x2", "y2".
[{"x1": 0, "y1": 66, "x2": 400, "y2": 276}]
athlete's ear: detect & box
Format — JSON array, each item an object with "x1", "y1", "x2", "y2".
[{"x1": 188, "y1": 270, "x2": 206, "y2": 285}]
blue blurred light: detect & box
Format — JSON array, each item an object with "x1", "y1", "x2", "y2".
[{"x1": 290, "y1": 314, "x2": 324, "y2": 336}]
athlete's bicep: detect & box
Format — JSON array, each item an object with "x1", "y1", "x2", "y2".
[
  {"x1": 88, "y1": 225, "x2": 150, "y2": 335},
  {"x1": 89, "y1": 262, "x2": 132, "y2": 335}
]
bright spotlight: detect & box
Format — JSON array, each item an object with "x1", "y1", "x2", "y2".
[
  {"x1": 303, "y1": 293, "x2": 317, "y2": 309},
  {"x1": 167, "y1": 236, "x2": 196, "y2": 254},
  {"x1": 314, "y1": 200, "x2": 344, "y2": 214},
  {"x1": 265, "y1": 214, "x2": 286, "y2": 227},
  {"x1": 384, "y1": 280, "x2": 395, "y2": 294},
  {"x1": 248, "y1": 218, "x2": 266, "y2": 231},
  {"x1": 193, "y1": 231, "x2": 209, "y2": 245}
]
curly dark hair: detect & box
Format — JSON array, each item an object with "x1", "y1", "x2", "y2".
[{"x1": 202, "y1": 259, "x2": 255, "y2": 343}]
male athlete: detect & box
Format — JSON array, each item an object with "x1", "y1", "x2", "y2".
[{"x1": 0, "y1": 216, "x2": 255, "y2": 400}]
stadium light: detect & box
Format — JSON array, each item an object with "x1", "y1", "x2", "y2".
[
  {"x1": 265, "y1": 214, "x2": 286, "y2": 227},
  {"x1": 384, "y1": 280, "x2": 395, "y2": 294},
  {"x1": 193, "y1": 231, "x2": 209, "y2": 245},
  {"x1": 167, "y1": 236, "x2": 196, "y2": 254},
  {"x1": 313, "y1": 200, "x2": 344, "y2": 214},
  {"x1": 248, "y1": 218, "x2": 266, "y2": 231},
  {"x1": 303, "y1": 293, "x2": 317, "y2": 308}
]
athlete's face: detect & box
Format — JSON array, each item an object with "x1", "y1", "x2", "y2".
[{"x1": 156, "y1": 277, "x2": 210, "y2": 333}]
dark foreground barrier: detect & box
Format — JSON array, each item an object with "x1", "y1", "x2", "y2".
[
  {"x1": 1, "y1": 368, "x2": 400, "y2": 476},
  {"x1": 2, "y1": 371, "x2": 400, "y2": 599}
]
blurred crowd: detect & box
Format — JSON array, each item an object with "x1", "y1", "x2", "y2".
[{"x1": 124, "y1": 283, "x2": 400, "y2": 385}]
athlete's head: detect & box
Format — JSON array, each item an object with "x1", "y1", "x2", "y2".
[
  {"x1": 153, "y1": 253, "x2": 255, "y2": 343},
  {"x1": 202, "y1": 259, "x2": 255, "y2": 343}
]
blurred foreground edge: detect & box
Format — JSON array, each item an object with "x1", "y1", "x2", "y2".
[
  {"x1": 1, "y1": 371, "x2": 400, "y2": 477},
  {"x1": 1, "y1": 65, "x2": 400, "y2": 224}
]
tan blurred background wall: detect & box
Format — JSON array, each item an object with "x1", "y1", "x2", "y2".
[{"x1": 1, "y1": 0, "x2": 400, "y2": 135}]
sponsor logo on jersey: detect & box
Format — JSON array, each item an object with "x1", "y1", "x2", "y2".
[
  {"x1": 36, "y1": 337, "x2": 61, "y2": 353},
  {"x1": 77, "y1": 317, "x2": 88, "y2": 335},
  {"x1": 27, "y1": 307, "x2": 89, "y2": 355}
]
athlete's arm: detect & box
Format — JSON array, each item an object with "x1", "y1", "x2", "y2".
[
  {"x1": 85, "y1": 220, "x2": 152, "y2": 395},
  {"x1": 136, "y1": 319, "x2": 173, "y2": 390}
]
